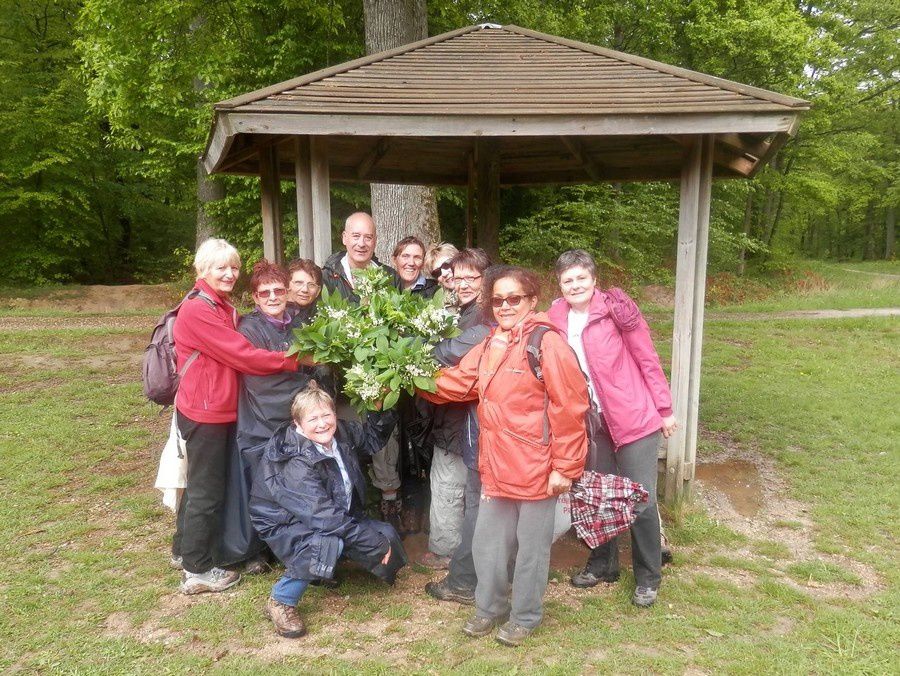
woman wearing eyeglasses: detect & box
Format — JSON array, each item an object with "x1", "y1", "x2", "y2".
[
  {"x1": 237, "y1": 260, "x2": 330, "y2": 463},
  {"x1": 419, "y1": 265, "x2": 589, "y2": 647}
]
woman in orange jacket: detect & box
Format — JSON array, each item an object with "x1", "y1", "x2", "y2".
[{"x1": 420, "y1": 265, "x2": 589, "y2": 647}]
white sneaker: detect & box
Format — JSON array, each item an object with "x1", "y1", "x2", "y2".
[{"x1": 180, "y1": 567, "x2": 241, "y2": 595}]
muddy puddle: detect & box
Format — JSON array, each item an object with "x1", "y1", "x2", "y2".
[{"x1": 695, "y1": 459, "x2": 763, "y2": 517}]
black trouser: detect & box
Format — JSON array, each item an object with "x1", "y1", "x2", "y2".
[
  {"x1": 585, "y1": 412, "x2": 662, "y2": 589},
  {"x1": 446, "y1": 467, "x2": 481, "y2": 591},
  {"x1": 173, "y1": 413, "x2": 233, "y2": 574}
]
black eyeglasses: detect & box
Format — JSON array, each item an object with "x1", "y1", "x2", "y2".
[
  {"x1": 431, "y1": 261, "x2": 452, "y2": 278},
  {"x1": 490, "y1": 294, "x2": 528, "y2": 308},
  {"x1": 455, "y1": 274, "x2": 482, "y2": 285}
]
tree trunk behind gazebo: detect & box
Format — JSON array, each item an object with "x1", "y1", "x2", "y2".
[{"x1": 363, "y1": 0, "x2": 440, "y2": 260}]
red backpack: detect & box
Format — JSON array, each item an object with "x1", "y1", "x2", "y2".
[{"x1": 141, "y1": 290, "x2": 214, "y2": 406}]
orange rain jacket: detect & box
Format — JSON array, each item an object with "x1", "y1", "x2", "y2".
[{"x1": 421, "y1": 312, "x2": 589, "y2": 500}]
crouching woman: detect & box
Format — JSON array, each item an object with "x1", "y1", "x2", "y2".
[{"x1": 249, "y1": 384, "x2": 408, "y2": 637}]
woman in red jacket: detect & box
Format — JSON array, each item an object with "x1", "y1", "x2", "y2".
[
  {"x1": 172, "y1": 238, "x2": 310, "y2": 595},
  {"x1": 421, "y1": 265, "x2": 589, "y2": 647},
  {"x1": 547, "y1": 249, "x2": 676, "y2": 608}
]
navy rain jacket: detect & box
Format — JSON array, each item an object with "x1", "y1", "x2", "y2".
[{"x1": 249, "y1": 412, "x2": 401, "y2": 581}]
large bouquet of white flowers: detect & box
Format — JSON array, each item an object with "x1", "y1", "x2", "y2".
[{"x1": 289, "y1": 268, "x2": 460, "y2": 411}]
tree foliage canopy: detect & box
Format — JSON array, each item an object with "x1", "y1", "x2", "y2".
[{"x1": 0, "y1": 0, "x2": 895, "y2": 284}]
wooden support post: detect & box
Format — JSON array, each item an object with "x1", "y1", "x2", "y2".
[
  {"x1": 309, "y1": 137, "x2": 332, "y2": 265},
  {"x1": 475, "y1": 140, "x2": 500, "y2": 261},
  {"x1": 259, "y1": 145, "x2": 284, "y2": 264},
  {"x1": 295, "y1": 137, "x2": 314, "y2": 260},
  {"x1": 465, "y1": 151, "x2": 476, "y2": 248},
  {"x1": 665, "y1": 135, "x2": 714, "y2": 503}
]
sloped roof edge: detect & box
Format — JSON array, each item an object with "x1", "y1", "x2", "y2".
[
  {"x1": 503, "y1": 25, "x2": 809, "y2": 109},
  {"x1": 214, "y1": 25, "x2": 481, "y2": 110}
]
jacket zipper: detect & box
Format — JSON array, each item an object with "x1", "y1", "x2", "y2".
[{"x1": 583, "y1": 318, "x2": 620, "y2": 449}]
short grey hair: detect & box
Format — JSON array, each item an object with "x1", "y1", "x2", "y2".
[
  {"x1": 194, "y1": 238, "x2": 241, "y2": 278},
  {"x1": 554, "y1": 249, "x2": 597, "y2": 281}
]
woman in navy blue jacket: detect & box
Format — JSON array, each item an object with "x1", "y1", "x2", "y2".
[{"x1": 249, "y1": 383, "x2": 406, "y2": 638}]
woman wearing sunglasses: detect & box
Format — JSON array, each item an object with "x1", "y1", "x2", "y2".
[
  {"x1": 419, "y1": 265, "x2": 589, "y2": 647},
  {"x1": 230, "y1": 261, "x2": 331, "y2": 572},
  {"x1": 425, "y1": 242, "x2": 459, "y2": 306}
]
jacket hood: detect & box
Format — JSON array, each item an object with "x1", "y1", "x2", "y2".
[{"x1": 547, "y1": 291, "x2": 611, "y2": 336}]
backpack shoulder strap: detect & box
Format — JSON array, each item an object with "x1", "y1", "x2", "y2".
[
  {"x1": 526, "y1": 325, "x2": 552, "y2": 382},
  {"x1": 525, "y1": 325, "x2": 553, "y2": 445}
]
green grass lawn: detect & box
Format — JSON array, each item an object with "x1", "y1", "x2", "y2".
[{"x1": 0, "y1": 278, "x2": 897, "y2": 673}]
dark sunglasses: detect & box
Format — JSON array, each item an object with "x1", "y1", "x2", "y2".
[
  {"x1": 431, "y1": 261, "x2": 452, "y2": 278},
  {"x1": 490, "y1": 294, "x2": 528, "y2": 308},
  {"x1": 255, "y1": 287, "x2": 287, "y2": 298}
]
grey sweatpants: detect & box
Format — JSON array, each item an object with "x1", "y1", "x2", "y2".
[
  {"x1": 428, "y1": 446, "x2": 467, "y2": 556},
  {"x1": 472, "y1": 494, "x2": 557, "y2": 629},
  {"x1": 586, "y1": 410, "x2": 662, "y2": 588}
]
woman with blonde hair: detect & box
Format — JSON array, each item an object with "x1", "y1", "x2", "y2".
[{"x1": 172, "y1": 239, "x2": 312, "y2": 595}]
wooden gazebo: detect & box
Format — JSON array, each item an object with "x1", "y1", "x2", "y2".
[{"x1": 201, "y1": 24, "x2": 809, "y2": 500}]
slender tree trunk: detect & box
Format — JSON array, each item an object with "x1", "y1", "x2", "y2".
[
  {"x1": 863, "y1": 202, "x2": 876, "y2": 260},
  {"x1": 191, "y1": 17, "x2": 222, "y2": 249},
  {"x1": 737, "y1": 189, "x2": 753, "y2": 274},
  {"x1": 196, "y1": 161, "x2": 223, "y2": 247},
  {"x1": 886, "y1": 204, "x2": 896, "y2": 260},
  {"x1": 363, "y1": 0, "x2": 440, "y2": 261}
]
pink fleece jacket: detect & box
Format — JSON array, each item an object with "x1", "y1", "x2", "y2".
[{"x1": 547, "y1": 289, "x2": 673, "y2": 449}]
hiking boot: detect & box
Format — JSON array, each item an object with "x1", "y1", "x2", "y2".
[
  {"x1": 169, "y1": 555, "x2": 183, "y2": 571},
  {"x1": 418, "y1": 551, "x2": 451, "y2": 570},
  {"x1": 425, "y1": 576, "x2": 475, "y2": 606},
  {"x1": 632, "y1": 586, "x2": 659, "y2": 608},
  {"x1": 265, "y1": 597, "x2": 306, "y2": 638},
  {"x1": 462, "y1": 613, "x2": 508, "y2": 638},
  {"x1": 180, "y1": 567, "x2": 241, "y2": 595},
  {"x1": 570, "y1": 567, "x2": 620, "y2": 588},
  {"x1": 380, "y1": 497, "x2": 403, "y2": 535},
  {"x1": 496, "y1": 621, "x2": 535, "y2": 647}
]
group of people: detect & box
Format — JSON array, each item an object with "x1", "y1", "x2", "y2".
[{"x1": 168, "y1": 210, "x2": 676, "y2": 647}]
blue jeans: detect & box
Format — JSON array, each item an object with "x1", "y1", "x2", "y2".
[
  {"x1": 271, "y1": 539, "x2": 345, "y2": 606},
  {"x1": 271, "y1": 575, "x2": 310, "y2": 607}
]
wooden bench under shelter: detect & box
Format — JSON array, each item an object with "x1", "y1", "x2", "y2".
[{"x1": 201, "y1": 23, "x2": 809, "y2": 501}]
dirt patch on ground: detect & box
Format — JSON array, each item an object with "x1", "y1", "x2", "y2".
[
  {"x1": 2, "y1": 284, "x2": 181, "y2": 313},
  {"x1": 640, "y1": 284, "x2": 675, "y2": 308},
  {"x1": 693, "y1": 431, "x2": 884, "y2": 600}
]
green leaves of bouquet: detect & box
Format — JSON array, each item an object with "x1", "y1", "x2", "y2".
[{"x1": 288, "y1": 267, "x2": 460, "y2": 412}]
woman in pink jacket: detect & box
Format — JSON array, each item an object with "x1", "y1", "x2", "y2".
[{"x1": 547, "y1": 250, "x2": 676, "y2": 608}]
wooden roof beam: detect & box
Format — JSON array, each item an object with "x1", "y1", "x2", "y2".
[
  {"x1": 219, "y1": 135, "x2": 287, "y2": 172},
  {"x1": 356, "y1": 138, "x2": 391, "y2": 179},
  {"x1": 559, "y1": 137, "x2": 604, "y2": 181},
  {"x1": 716, "y1": 132, "x2": 769, "y2": 158}
]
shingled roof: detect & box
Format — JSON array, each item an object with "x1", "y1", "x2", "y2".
[{"x1": 203, "y1": 24, "x2": 809, "y2": 183}]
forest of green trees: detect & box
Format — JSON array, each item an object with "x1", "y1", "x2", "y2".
[{"x1": 0, "y1": 0, "x2": 896, "y2": 284}]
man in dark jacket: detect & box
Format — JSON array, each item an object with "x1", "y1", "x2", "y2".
[
  {"x1": 249, "y1": 384, "x2": 406, "y2": 638},
  {"x1": 321, "y1": 211, "x2": 401, "y2": 303},
  {"x1": 321, "y1": 211, "x2": 406, "y2": 531}
]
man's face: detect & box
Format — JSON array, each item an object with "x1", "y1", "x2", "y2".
[{"x1": 342, "y1": 215, "x2": 377, "y2": 267}]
